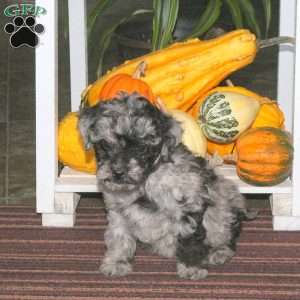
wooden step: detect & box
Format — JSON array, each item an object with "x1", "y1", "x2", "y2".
[{"x1": 55, "y1": 166, "x2": 292, "y2": 194}]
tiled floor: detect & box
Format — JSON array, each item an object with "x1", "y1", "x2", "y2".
[{"x1": 0, "y1": 0, "x2": 279, "y2": 206}]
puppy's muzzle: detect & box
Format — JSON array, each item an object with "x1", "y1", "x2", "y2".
[{"x1": 112, "y1": 169, "x2": 126, "y2": 183}]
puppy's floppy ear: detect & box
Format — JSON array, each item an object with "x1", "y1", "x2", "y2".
[
  {"x1": 161, "y1": 116, "x2": 182, "y2": 160},
  {"x1": 156, "y1": 97, "x2": 182, "y2": 150},
  {"x1": 78, "y1": 105, "x2": 98, "y2": 150},
  {"x1": 166, "y1": 117, "x2": 182, "y2": 146}
]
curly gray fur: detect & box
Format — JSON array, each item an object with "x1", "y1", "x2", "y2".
[{"x1": 79, "y1": 93, "x2": 256, "y2": 280}]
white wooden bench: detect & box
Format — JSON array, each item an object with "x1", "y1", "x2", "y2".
[{"x1": 35, "y1": 0, "x2": 300, "y2": 230}]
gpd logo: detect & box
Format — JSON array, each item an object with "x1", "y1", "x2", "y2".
[{"x1": 3, "y1": 4, "x2": 47, "y2": 48}]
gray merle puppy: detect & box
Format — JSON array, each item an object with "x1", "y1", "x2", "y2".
[{"x1": 79, "y1": 93, "x2": 256, "y2": 280}]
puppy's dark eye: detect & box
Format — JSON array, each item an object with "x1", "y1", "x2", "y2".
[
  {"x1": 147, "y1": 134, "x2": 157, "y2": 144},
  {"x1": 100, "y1": 140, "x2": 111, "y2": 151}
]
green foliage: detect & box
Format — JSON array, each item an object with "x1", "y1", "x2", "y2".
[
  {"x1": 87, "y1": 0, "x2": 273, "y2": 77},
  {"x1": 224, "y1": 0, "x2": 243, "y2": 29},
  {"x1": 239, "y1": 0, "x2": 262, "y2": 38},
  {"x1": 187, "y1": 0, "x2": 222, "y2": 39},
  {"x1": 152, "y1": 0, "x2": 179, "y2": 50},
  {"x1": 93, "y1": 9, "x2": 152, "y2": 77},
  {"x1": 262, "y1": 0, "x2": 272, "y2": 38},
  {"x1": 87, "y1": 0, "x2": 114, "y2": 38}
]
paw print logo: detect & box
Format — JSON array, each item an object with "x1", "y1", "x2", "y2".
[{"x1": 4, "y1": 16, "x2": 44, "y2": 48}]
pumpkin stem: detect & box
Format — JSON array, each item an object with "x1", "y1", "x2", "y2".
[
  {"x1": 133, "y1": 61, "x2": 147, "y2": 79},
  {"x1": 258, "y1": 36, "x2": 295, "y2": 49},
  {"x1": 156, "y1": 96, "x2": 169, "y2": 113},
  {"x1": 259, "y1": 97, "x2": 278, "y2": 105},
  {"x1": 222, "y1": 153, "x2": 238, "y2": 164},
  {"x1": 225, "y1": 79, "x2": 234, "y2": 87}
]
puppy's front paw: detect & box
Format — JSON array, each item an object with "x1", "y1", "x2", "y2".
[
  {"x1": 100, "y1": 260, "x2": 132, "y2": 277},
  {"x1": 177, "y1": 263, "x2": 208, "y2": 280},
  {"x1": 206, "y1": 246, "x2": 235, "y2": 265}
]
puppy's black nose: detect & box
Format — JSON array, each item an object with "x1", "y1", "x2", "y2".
[{"x1": 113, "y1": 170, "x2": 125, "y2": 181}]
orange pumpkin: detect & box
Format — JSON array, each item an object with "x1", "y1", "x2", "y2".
[
  {"x1": 235, "y1": 127, "x2": 293, "y2": 186},
  {"x1": 189, "y1": 86, "x2": 285, "y2": 158},
  {"x1": 99, "y1": 75, "x2": 155, "y2": 103},
  {"x1": 84, "y1": 61, "x2": 157, "y2": 106}
]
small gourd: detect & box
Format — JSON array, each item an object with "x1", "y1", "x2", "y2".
[
  {"x1": 83, "y1": 61, "x2": 157, "y2": 106},
  {"x1": 199, "y1": 91, "x2": 260, "y2": 143},
  {"x1": 235, "y1": 127, "x2": 293, "y2": 186},
  {"x1": 190, "y1": 86, "x2": 285, "y2": 158},
  {"x1": 169, "y1": 109, "x2": 207, "y2": 157}
]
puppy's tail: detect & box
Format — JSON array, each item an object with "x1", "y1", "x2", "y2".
[
  {"x1": 236, "y1": 208, "x2": 258, "y2": 221},
  {"x1": 230, "y1": 193, "x2": 258, "y2": 221},
  {"x1": 227, "y1": 186, "x2": 258, "y2": 221}
]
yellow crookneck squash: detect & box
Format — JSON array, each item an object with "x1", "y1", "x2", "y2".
[
  {"x1": 83, "y1": 30, "x2": 258, "y2": 111},
  {"x1": 58, "y1": 112, "x2": 97, "y2": 174},
  {"x1": 58, "y1": 109, "x2": 207, "y2": 174},
  {"x1": 189, "y1": 86, "x2": 285, "y2": 158}
]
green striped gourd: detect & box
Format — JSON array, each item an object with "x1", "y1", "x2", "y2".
[{"x1": 199, "y1": 91, "x2": 260, "y2": 143}]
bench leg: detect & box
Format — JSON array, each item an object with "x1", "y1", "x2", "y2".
[
  {"x1": 41, "y1": 193, "x2": 81, "y2": 227},
  {"x1": 270, "y1": 193, "x2": 300, "y2": 231}
]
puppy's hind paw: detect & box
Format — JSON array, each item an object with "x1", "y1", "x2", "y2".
[
  {"x1": 100, "y1": 260, "x2": 132, "y2": 277},
  {"x1": 177, "y1": 263, "x2": 208, "y2": 280}
]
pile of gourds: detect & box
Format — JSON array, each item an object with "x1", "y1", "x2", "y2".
[{"x1": 58, "y1": 29, "x2": 293, "y2": 186}]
